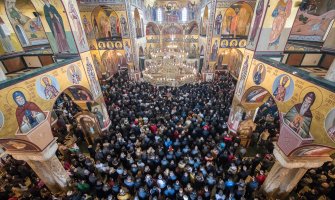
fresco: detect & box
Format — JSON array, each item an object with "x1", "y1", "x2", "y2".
[
  {"x1": 98, "y1": 40, "x2": 123, "y2": 50},
  {"x1": 325, "y1": 109, "x2": 335, "y2": 142},
  {"x1": 221, "y1": 2, "x2": 253, "y2": 38},
  {"x1": 0, "y1": 12, "x2": 23, "y2": 55},
  {"x1": 90, "y1": 6, "x2": 128, "y2": 39},
  {"x1": 5, "y1": 0, "x2": 49, "y2": 47},
  {"x1": 31, "y1": 0, "x2": 77, "y2": 54},
  {"x1": 211, "y1": 40, "x2": 219, "y2": 61},
  {"x1": 68, "y1": 87, "x2": 92, "y2": 101},
  {"x1": 245, "y1": 88, "x2": 269, "y2": 103},
  {"x1": 256, "y1": 0, "x2": 299, "y2": 52},
  {"x1": 82, "y1": 14, "x2": 94, "y2": 39},
  {"x1": 101, "y1": 50, "x2": 127, "y2": 77},
  {"x1": 268, "y1": 0, "x2": 293, "y2": 48},
  {"x1": 220, "y1": 39, "x2": 247, "y2": 48},
  {"x1": 36, "y1": 75, "x2": 60, "y2": 100},
  {"x1": 186, "y1": 21, "x2": 199, "y2": 35},
  {"x1": 239, "y1": 58, "x2": 335, "y2": 152},
  {"x1": 0, "y1": 60, "x2": 94, "y2": 137},
  {"x1": 284, "y1": 91, "x2": 316, "y2": 139},
  {"x1": 91, "y1": 51, "x2": 103, "y2": 79},
  {"x1": 8, "y1": 89, "x2": 46, "y2": 133},
  {"x1": 134, "y1": 8, "x2": 142, "y2": 38},
  {"x1": 228, "y1": 104, "x2": 245, "y2": 132},
  {"x1": 0, "y1": 139, "x2": 41, "y2": 152},
  {"x1": 236, "y1": 56, "x2": 250, "y2": 96},
  {"x1": 290, "y1": 9, "x2": 335, "y2": 42},
  {"x1": 200, "y1": 6, "x2": 208, "y2": 36},
  {"x1": 272, "y1": 74, "x2": 294, "y2": 102},
  {"x1": 67, "y1": 64, "x2": 82, "y2": 84},
  {"x1": 247, "y1": 0, "x2": 268, "y2": 50},
  {"x1": 252, "y1": 63, "x2": 266, "y2": 85},
  {"x1": 82, "y1": 54, "x2": 101, "y2": 98},
  {"x1": 65, "y1": 0, "x2": 88, "y2": 52},
  {"x1": 146, "y1": 22, "x2": 160, "y2": 35}
]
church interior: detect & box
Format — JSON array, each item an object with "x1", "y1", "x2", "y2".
[{"x1": 0, "y1": 0, "x2": 334, "y2": 199}]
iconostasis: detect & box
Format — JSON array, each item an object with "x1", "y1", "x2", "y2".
[
  {"x1": 232, "y1": 54, "x2": 335, "y2": 157},
  {"x1": 145, "y1": 22, "x2": 160, "y2": 58},
  {"x1": 0, "y1": 59, "x2": 95, "y2": 138},
  {"x1": 210, "y1": 1, "x2": 254, "y2": 76},
  {"x1": 78, "y1": 3, "x2": 133, "y2": 79}
]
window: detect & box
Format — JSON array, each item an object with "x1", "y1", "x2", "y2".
[
  {"x1": 157, "y1": 8, "x2": 163, "y2": 22},
  {"x1": 182, "y1": 7, "x2": 188, "y2": 22}
]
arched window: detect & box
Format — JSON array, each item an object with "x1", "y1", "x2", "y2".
[
  {"x1": 182, "y1": 7, "x2": 188, "y2": 22},
  {"x1": 157, "y1": 8, "x2": 163, "y2": 22}
]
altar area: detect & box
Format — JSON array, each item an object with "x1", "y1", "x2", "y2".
[{"x1": 143, "y1": 49, "x2": 198, "y2": 87}]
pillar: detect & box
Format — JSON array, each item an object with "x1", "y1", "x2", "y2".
[
  {"x1": 8, "y1": 140, "x2": 70, "y2": 194},
  {"x1": 202, "y1": 0, "x2": 217, "y2": 81},
  {"x1": 261, "y1": 144, "x2": 332, "y2": 199},
  {"x1": 324, "y1": 59, "x2": 335, "y2": 82}
]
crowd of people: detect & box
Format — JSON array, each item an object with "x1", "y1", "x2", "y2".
[{"x1": 0, "y1": 71, "x2": 334, "y2": 200}]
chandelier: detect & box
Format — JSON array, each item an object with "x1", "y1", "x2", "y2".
[{"x1": 143, "y1": 49, "x2": 197, "y2": 87}]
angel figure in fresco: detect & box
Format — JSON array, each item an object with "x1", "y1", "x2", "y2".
[
  {"x1": 268, "y1": 0, "x2": 292, "y2": 49},
  {"x1": 0, "y1": 17, "x2": 15, "y2": 53},
  {"x1": 82, "y1": 15, "x2": 94, "y2": 39},
  {"x1": 42, "y1": 76, "x2": 59, "y2": 99},
  {"x1": 120, "y1": 14, "x2": 129, "y2": 37},
  {"x1": 230, "y1": 8, "x2": 239, "y2": 38},
  {"x1": 211, "y1": 40, "x2": 218, "y2": 61},
  {"x1": 13, "y1": 91, "x2": 46, "y2": 133},
  {"x1": 69, "y1": 65, "x2": 81, "y2": 84},
  {"x1": 273, "y1": 75, "x2": 289, "y2": 102},
  {"x1": 284, "y1": 92, "x2": 315, "y2": 138},
  {"x1": 215, "y1": 11, "x2": 223, "y2": 35},
  {"x1": 43, "y1": 0, "x2": 70, "y2": 53},
  {"x1": 249, "y1": 0, "x2": 264, "y2": 45},
  {"x1": 68, "y1": 0, "x2": 86, "y2": 48}
]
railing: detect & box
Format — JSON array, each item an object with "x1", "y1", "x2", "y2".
[
  {"x1": 256, "y1": 56, "x2": 335, "y2": 93},
  {"x1": 0, "y1": 57, "x2": 81, "y2": 90}
]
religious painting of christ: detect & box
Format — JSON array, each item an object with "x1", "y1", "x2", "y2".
[
  {"x1": 284, "y1": 92, "x2": 315, "y2": 138},
  {"x1": 249, "y1": 0, "x2": 265, "y2": 45},
  {"x1": 43, "y1": 0, "x2": 70, "y2": 53},
  {"x1": 13, "y1": 91, "x2": 46, "y2": 133},
  {"x1": 68, "y1": 0, "x2": 86, "y2": 49},
  {"x1": 268, "y1": 0, "x2": 292, "y2": 49}
]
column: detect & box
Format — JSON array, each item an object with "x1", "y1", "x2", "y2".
[
  {"x1": 202, "y1": 0, "x2": 217, "y2": 81},
  {"x1": 9, "y1": 141, "x2": 70, "y2": 194},
  {"x1": 261, "y1": 144, "x2": 332, "y2": 199},
  {"x1": 324, "y1": 59, "x2": 335, "y2": 82}
]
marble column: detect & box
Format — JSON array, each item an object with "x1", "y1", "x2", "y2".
[
  {"x1": 9, "y1": 140, "x2": 70, "y2": 194},
  {"x1": 324, "y1": 59, "x2": 335, "y2": 82},
  {"x1": 261, "y1": 144, "x2": 332, "y2": 199}
]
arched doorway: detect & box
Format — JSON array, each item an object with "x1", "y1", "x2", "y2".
[
  {"x1": 235, "y1": 86, "x2": 280, "y2": 153},
  {"x1": 216, "y1": 48, "x2": 243, "y2": 78},
  {"x1": 51, "y1": 86, "x2": 109, "y2": 148}
]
